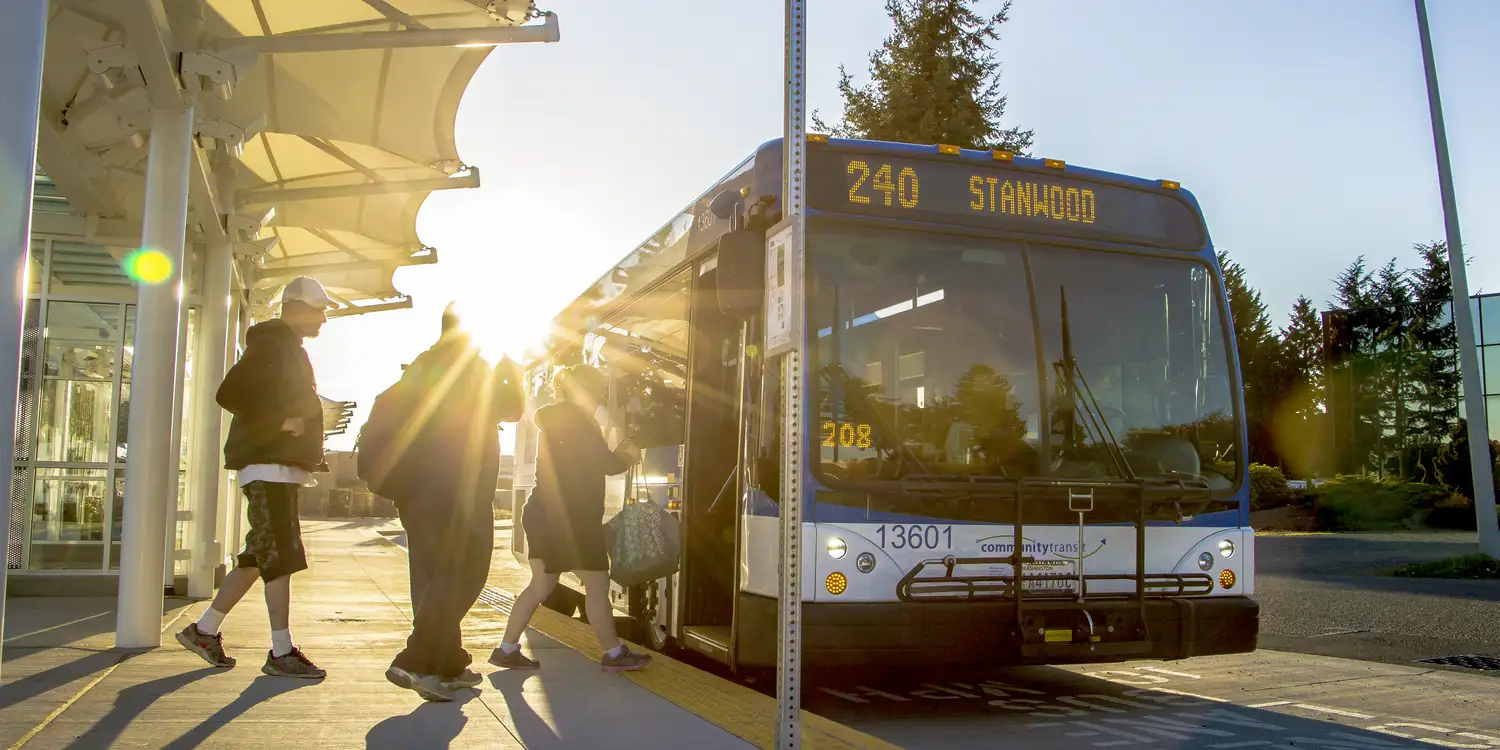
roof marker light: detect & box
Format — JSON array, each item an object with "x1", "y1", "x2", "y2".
[
  {"x1": 938, "y1": 144, "x2": 960, "y2": 155},
  {"x1": 808, "y1": 133, "x2": 829, "y2": 143},
  {"x1": 1160, "y1": 179, "x2": 1181, "y2": 190},
  {"x1": 992, "y1": 150, "x2": 1015, "y2": 162},
  {"x1": 1044, "y1": 158, "x2": 1065, "y2": 169}
]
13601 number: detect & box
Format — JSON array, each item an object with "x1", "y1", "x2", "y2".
[{"x1": 876, "y1": 524, "x2": 952, "y2": 550}]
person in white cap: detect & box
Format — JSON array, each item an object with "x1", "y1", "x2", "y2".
[{"x1": 176, "y1": 276, "x2": 337, "y2": 678}]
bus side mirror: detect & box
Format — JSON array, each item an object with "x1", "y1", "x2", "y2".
[{"x1": 716, "y1": 229, "x2": 764, "y2": 321}]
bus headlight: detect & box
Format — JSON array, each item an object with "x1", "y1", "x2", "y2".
[
  {"x1": 827, "y1": 537, "x2": 848, "y2": 560},
  {"x1": 1197, "y1": 552, "x2": 1214, "y2": 571},
  {"x1": 1218, "y1": 539, "x2": 1236, "y2": 559},
  {"x1": 856, "y1": 552, "x2": 876, "y2": 573}
]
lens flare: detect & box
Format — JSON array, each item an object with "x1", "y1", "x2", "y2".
[{"x1": 124, "y1": 249, "x2": 173, "y2": 285}]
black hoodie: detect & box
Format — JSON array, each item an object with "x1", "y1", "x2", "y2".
[{"x1": 218, "y1": 319, "x2": 326, "y2": 472}]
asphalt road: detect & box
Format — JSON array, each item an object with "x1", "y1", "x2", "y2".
[
  {"x1": 1254, "y1": 532, "x2": 1500, "y2": 670},
  {"x1": 461, "y1": 524, "x2": 1500, "y2": 749}
]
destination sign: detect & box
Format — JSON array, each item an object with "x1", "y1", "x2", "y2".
[{"x1": 809, "y1": 151, "x2": 1204, "y2": 249}]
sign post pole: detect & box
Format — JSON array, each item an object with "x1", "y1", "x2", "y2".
[
  {"x1": 1414, "y1": 0, "x2": 1499, "y2": 557},
  {"x1": 775, "y1": 0, "x2": 808, "y2": 747}
]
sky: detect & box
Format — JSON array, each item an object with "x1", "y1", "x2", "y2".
[{"x1": 307, "y1": 0, "x2": 1500, "y2": 452}]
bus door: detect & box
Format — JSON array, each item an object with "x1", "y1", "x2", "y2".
[{"x1": 678, "y1": 257, "x2": 742, "y2": 662}]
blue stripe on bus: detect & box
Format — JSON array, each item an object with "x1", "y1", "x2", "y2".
[{"x1": 743, "y1": 491, "x2": 1243, "y2": 528}]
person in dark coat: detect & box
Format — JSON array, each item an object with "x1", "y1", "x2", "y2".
[
  {"x1": 175, "y1": 276, "x2": 335, "y2": 679},
  {"x1": 491, "y1": 364, "x2": 652, "y2": 672},
  {"x1": 383, "y1": 305, "x2": 514, "y2": 701}
]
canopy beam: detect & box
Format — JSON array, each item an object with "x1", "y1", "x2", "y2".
[
  {"x1": 215, "y1": 15, "x2": 559, "y2": 54},
  {"x1": 237, "y1": 170, "x2": 479, "y2": 206}
]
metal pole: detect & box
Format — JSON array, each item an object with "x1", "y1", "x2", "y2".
[
  {"x1": 188, "y1": 241, "x2": 231, "y2": 598},
  {"x1": 0, "y1": 0, "x2": 47, "y2": 679},
  {"x1": 219, "y1": 294, "x2": 243, "y2": 570},
  {"x1": 1415, "y1": 0, "x2": 1500, "y2": 557},
  {"x1": 163, "y1": 299, "x2": 190, "y2": 590},
  {"x1": 777, "y1": 1, "x2": 807, "y2": 747},
  {"x1": 117, "y1": 104, "x2": 194, "y2": 649}
]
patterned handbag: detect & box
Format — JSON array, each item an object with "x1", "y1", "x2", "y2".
[{"x1": 604, "y1": 498, "x2": 682, "y2": 586}]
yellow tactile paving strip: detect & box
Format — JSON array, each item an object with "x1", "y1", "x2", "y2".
[{"x1": 376, "y1": 536, "x2": 903, "y2": 750}]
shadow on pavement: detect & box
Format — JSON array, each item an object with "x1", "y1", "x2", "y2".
[
  {"x1": 365, "y1": 696, "x2": 472, "y2": 749},
  {"x1": 67, "y1": 666, "x2": 223, "y2": 748},
  {"x1": 802, "y1": 665, "x2": 1433, "y2": 749},
  {"x1": 0, "y1": 651, "x2": 121, "y2": 709},
  {"x1": 491, "y1": 670, "x2": 567, "y2": 749},
  {"x1": 160, "y1": 675, "x2": 319, "y2": 749}
]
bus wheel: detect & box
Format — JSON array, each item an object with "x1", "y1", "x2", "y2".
[{"x1": 629, "y1": 583, "x2": 673, "y2": 652}]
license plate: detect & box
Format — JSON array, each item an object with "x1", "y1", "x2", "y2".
[{"x1": 1023, "y1": 577, "x2": 1077, "y2": 593}]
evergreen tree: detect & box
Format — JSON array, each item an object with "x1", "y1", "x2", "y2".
[
  {"x1": 1274, "y1": 296, "x2": 1329, "y2": 476},
  {"x1": 812, "y1": 0, "x2": 1034, "y2": 152},
  {"x1": 1218, "y1": 250, "x2": 1286, "y2": 468}
]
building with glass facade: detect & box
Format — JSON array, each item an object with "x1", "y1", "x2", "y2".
[{"x1": 2, "y1": 2, "x2": 543, "y2": 631}]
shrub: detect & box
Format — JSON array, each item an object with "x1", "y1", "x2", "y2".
[
  {"x1": 1248, "y1": 463, "x2": 1294, "y2": 510},
  {"x1": 1425, "y1": 493, "x2": 1477, "y2": 530},
  {"x1": 1392, "y1": 554, "x2": 1500, "y2": 580},
  {"x1": 1308, "y1": 474, "x2": 1450, "y2": 531}
]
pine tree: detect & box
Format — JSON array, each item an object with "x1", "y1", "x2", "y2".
[
  {"x1": 813, "y1": 0, "x2": 1034, "y2": 152},
  {"x1": 1403, "y1": 242, "x2": 1461, "y2": 482},
  {"x1": 1219, "y1": 250, "x2": 1285, "y2": 467},
  {"x1": 1274, "y1": 296, "x2": 1329, "y2": 477}
]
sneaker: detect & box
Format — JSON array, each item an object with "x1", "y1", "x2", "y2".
[
  {"x1": 262, "y1": 648, "x2": 327, "y2": 679},
  {"x1": 600, "y1": 645, "x2": 651, "y2": 673},
  {"x1": 442, "y1": 668, "x2": 483, "y2": 690},
  {"x1": 175, "y1": 623, "x2": 235, "y2": 668},
  {"x1": 385, "y1": 666, "x2": 455, "y2": 702},
  {"x1": 489, "y1": 646, "x2": 539, "y2": 670}
]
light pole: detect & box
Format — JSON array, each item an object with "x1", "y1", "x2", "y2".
[
  {"x1": 1414, "y1": 0, "x2": 1500, "y2": 557},
  {"x1": 0, "y1": 1, "x2": 48, "y2": 680}
]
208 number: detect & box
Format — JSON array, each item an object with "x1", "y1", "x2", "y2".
[{"x1": 876, "y1": 524, "x2": 952, "y2": 550}]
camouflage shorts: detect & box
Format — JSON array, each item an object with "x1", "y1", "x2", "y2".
[{"x1": 235, "y1": 481, "x2": 308, "y2": 582}]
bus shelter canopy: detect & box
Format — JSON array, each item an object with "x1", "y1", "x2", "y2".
[{"x1": 32, "y1": 0, "x2": 535, "y2": 318}]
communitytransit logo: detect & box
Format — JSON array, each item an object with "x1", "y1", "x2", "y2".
[{"x1": 976, "y1": 537, "x2": 1105, "y2": 559}]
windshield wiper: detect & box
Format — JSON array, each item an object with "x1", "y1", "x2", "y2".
[{"x1": 1055, "y1": 288, "x2": 1134, "y2": 480}]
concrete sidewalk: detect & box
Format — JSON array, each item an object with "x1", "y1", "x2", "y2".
[{"x1": 0, "y1": 520, "x2": 754, "y2": 749}]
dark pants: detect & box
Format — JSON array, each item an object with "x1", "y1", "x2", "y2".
[{"x1": 391, "y1": 498, "x2": 494, "y2": 677}]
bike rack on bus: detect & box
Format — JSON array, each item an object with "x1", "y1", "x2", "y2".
[{"x1": 892, "y1": 476, "x2": 1214, "y2": 661}]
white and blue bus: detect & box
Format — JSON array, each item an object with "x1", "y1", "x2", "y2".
[{"x1": 512, "y1": 137, "x2": 1257, "y2": 672}]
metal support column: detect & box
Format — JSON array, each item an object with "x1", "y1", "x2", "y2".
[
  {"x1": 0, "y1": 1, "x2": 47, "y2": 678},
  {"x1": 776, "y1": 1, "x2": 808, "y2": 747},
  {"x1": 1415, "y1": 0, "x2": 1500, "y2": 557},
  {"x1": 188, "y1": 241, "x2": 231, "y2": 597},
  {"x1": 222, "y1": 295, "x2": 245, "y2": 566},
  {"x1": 163, "y1": 299, "x2": 191, "y2": 589},
  {"x1": 117, "y1": 104, "x2": 195, "y2": 649}
]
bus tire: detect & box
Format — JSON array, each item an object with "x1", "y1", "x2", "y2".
[{"x1": 629, "y1": 584, "x2": 673, "y2": 652}]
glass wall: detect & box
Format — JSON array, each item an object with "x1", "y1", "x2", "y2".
[
  {"x1": 1476, "y1": 293, "x2": 1500, "y2": 442},
  {"x1": 14, "y1": 237, "x2": 201, "y2": 574}
]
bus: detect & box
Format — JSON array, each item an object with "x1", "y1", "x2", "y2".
[{"x1": 511, "y1": 136, "x2": 1257, "y2": 672}]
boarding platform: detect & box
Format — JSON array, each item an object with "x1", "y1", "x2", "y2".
[{"x1": 0, "y1": 520, "x2": 895, "y2": 749}]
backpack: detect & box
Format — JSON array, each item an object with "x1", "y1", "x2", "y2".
[
  {"x1": 356, "y1": 376, "x2": 418, "y2": 500},
  {"x1": 357, "y1": 355, "x2": 526, "y2": 499}
]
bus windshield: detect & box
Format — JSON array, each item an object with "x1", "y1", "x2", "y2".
[{"x1": 808, "y1": 223, "x2": 1240, "y2": 494}]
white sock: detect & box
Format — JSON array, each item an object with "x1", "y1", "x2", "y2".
[
  {"x1": 196, "y1": 608, "x2": 226, "y2": 636},
  {"x1": 605, "y1": 644, "x2": 625, "y2": 659},
  {"x1": 271, "y1": 629, "x2": 294, "y2": 658},
  {"x1": 499, "y1": 642, "x2": 520, "y2": 655}
]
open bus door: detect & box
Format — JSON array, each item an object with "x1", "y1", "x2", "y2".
[{"x1": 672, "y1": 252, "x2": 744, "y2": 665}]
